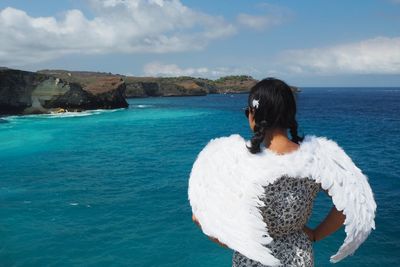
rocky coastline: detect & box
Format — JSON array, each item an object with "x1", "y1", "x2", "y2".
[
  {"x1": 0, "y1": 68, "x2": 300, "y2": 115},
  {"x1": 0, "y1": 68, "x2": 128, "y2": 115},
  {"x1": 37, "y1": 70, "x2": 265, "y2": 98}
]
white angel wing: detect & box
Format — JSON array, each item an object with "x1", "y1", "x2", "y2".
[
  {"x1": 311, "y1": 136, "x2": 377, "y2": 263},
  {"x1": 188, "y1": 134, "x2": 282, "y2": 266},
  {"x1": 188, "y1": 133, "x2": 376, "y2": 265}
]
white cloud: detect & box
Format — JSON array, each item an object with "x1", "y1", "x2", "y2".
[
  {"x1": 143, "y1": 62, "x2": 209, "y2": 77},
  {"x1": 236, "y1": 3, "x2": 291, "y2": 30},
  {"x1": 143, "y1": 62, "x2": 258, "y2": 78},
  {"x1": 0, "y1": 0, "x2": 236, "y2": 66},
  {"x1": 281, "y1": 37, "x2": 400, "y2": 75},
  {"x1": 236, "y1": 13, "x2": 281, "y2": 30}
]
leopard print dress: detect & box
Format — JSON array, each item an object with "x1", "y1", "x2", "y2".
[{"x1": 232, "y1": 175, "x2": 321, "y2": 267}]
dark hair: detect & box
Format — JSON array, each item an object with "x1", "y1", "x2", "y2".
[{"x1": 246, "y1": 77, "x2": 304, "y2": 154}]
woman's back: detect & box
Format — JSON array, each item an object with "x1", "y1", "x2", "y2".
[
  {"x1": 189, "y1": 78, "x2": 375, "y2": 266},
  {"x1": 232, "y1": 175, "x2": 321, "y2": 267}
]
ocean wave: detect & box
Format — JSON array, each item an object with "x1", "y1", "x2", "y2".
[
  {"x1": 130, "y1": 104, "x2": 154, "y2": 108},
  {"x1": 3, "y1": 108, "x2": 124, "y2": 121}
]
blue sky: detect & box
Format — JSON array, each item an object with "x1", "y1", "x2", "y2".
[{"x1": 0, "y1": 0, "x2": 399, "y2": 86}]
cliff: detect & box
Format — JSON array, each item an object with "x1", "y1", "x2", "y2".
[
  {"x1": 115, "y1": 75, "x2": 259, "y2": 97},
  {"x1": 38, "y1": 70, "x2": 210, "y2": 98},
  {"x1": 0, "y1": 69, "x2": 128, "y2": 115},
  {"x1": 36, "y1": 71, "x2": 257, "y2": 97},
  {"x1": 37, "y1": 70, "x2": 300, "y2": 98},
  {"x1": 0, "y1": 68, "x2": 301, "y2": 115},
  {"x1": 124, "y1": 77, "x2": 208, "y2": 97}
]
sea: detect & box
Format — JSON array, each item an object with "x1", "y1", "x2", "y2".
[{"x1": 0, "y1": 87, "x2": 399, "y2": 267}]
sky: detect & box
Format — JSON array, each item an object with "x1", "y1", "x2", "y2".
[{"x1": 0, "y1": 0, "x2": 399, "y2": 86}]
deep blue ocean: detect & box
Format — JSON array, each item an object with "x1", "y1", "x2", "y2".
[{"x1": 0, "y1": 87, "x2": 399, "y2": 267}]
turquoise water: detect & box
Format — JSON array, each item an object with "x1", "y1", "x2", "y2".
[{"x1": 0, "y1": 88, "x2": 399, "y2": 266}]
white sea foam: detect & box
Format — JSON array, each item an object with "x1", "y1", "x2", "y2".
[
  {"x1": 3, "y1": 108, "x2": 124, "y2": 121},
  {"x1": 131, "y1": 104, "x2": 154, "y2": 108}
]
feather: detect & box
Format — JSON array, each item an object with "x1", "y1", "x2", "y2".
[
  {"x1": 188, "y1": 134, "x2": 376, "y2": 265},
  {"x1": 313, "y1": 137, "x2": 377, "y2": 263}
]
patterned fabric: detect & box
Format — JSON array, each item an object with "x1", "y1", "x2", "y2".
[{"x1": 232, "y1": 175, "x2": 321, "y2": 267}]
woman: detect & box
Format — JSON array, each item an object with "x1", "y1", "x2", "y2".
[{"x1": 188, "y1": 78, "x2": 376, "y2": 267}]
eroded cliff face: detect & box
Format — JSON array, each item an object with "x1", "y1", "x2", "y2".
[
  {"x1": 0, "y1": 69, "x2": 44, "y2": 114},
  {"x1": 1, "y1": 69, "x2": 300, "y2": 115},
  {"x1": 0, "y1": 69, "x2": 128, "y2": 115},
  {"x1": 36, "y1": 70, "x2": 204, "y2": 98},
  {"x1": 124, "y1": 80, "x2": 208, "y2": 97},
  {"x1": 36, "y1": 70, "x2": 302, "y2": 98},
  {"x1": 119, "y1": 76, "x2": 261, "y2": 97},
  {"x1": 37, "y1": 71, "x2": 216, "y2": 98}
]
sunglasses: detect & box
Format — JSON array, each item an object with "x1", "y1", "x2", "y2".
[{"x1": 244, "y1": 107, "x2": 251, "y2": 118}]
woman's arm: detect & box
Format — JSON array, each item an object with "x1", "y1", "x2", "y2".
[
  {"x1": 192, "y1": 214, "x2": 229, "y2": 248},
  {"x1": 304, "y1": 189, "x2": 346, "y2": 242},
  {"x1": 314, "y1": 205, "x2": 346, "y2": 241}
]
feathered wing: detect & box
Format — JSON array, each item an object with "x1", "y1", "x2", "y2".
[
  {"x1": 188, "y1": 134, "x2": 376, "y2": 265},
  {"x1": 188, "y1": 134, "x2": 282, "y2": 266},
  {"x1": 310, "y1": 136, "x2": 377, "y2": 263}
]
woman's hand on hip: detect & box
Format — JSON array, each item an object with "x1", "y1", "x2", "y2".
[{"x1": 303, "y1": 225, "x2": 315, "y2": 242}]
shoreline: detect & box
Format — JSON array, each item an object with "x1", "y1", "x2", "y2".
[{"x1": 0, "y1": 67, "x2": 299, "y2": 116}]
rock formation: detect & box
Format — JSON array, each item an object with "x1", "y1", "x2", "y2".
[
  {"x1": 37, "y1": 70, "x2": 301, "y2": 98},
  {"x1": 0, "y1": 68, "x2": 128, "y2": 115},
  {"x1": 0, "y1": 67, "x2": 301, "y2": 115},
  {"x1": 124, "y1": 77, "x2": 208, "y2": 97}
]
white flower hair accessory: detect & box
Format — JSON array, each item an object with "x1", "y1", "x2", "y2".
[{"x1": 252, "y1": 99, "x2": 260, "y2": 109}]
